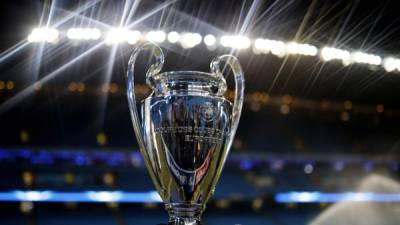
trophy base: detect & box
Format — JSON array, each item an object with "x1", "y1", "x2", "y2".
[
  {"x1": 165, "y1": 203, "x2": 204, "y2": 225},
  {"x1": 157, "y1": 223, "x2": 204, "y2": 225},
  {"x1": 166, "y1": 221, "x2": 203, "y2": 225}
]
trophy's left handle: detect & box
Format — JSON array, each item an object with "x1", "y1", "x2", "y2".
[{"x1": 126, "y1": 41, "x2": 164, "y2": 188}]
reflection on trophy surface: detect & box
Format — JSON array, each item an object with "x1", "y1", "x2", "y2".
[
  {"x1": 126, "y1": 42, "x2": 244, "y2": 225},
  {"x1": 144, "y1": 95, "x2": 231, "y2": 214}
]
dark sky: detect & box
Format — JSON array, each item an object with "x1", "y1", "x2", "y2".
[
  {"x1": 2, "y1": 1, "x2": 400, "y2": 51},
  {"x1": 1, "y1": 0, "x2": 400, "y2": 104}
]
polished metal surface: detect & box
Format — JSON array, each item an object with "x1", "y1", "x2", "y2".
[
  {"x1": 143, "y1": 95, "x2": 232, "y2": 205},
  {"x1": 126, "y1": 41, "x2": 244, "y2": 225}
]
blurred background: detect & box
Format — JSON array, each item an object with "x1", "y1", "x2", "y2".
[{"x1": 0, "y1": 0, "x2": 399, "y2": 224}]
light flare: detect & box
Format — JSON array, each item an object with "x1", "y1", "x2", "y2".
[
  {"x1": 286, "y1": 42, "x2": 318, "y2": 56},
  {"x1": 351, "y1": 51, "x2": 382, "y2": 65},
  {"x1": 320, "y1": 47, "x2": 351, "y2": 64},
  {"x1": 220, "y1": 35, "x2": 251, "y2": 49},
  {"x1": 180, "y1": 33, "x2": 202, "y2": 49},
  {"x1": 105, "y1": 28, "x2": 141, "y2": 45},
  {"x1": 67, "y1": 28, "x2": 101, "y2": 40},
  {"x1": 146, "y1": 30, "x2": 166, "y2": 43},
  {"x1": 27, "y1": 28, "x2": 59, "y2": 43},
  {"x1": 383, "y1": 57, "x2": 400, "y2": 72},
  {"x1": 167, "y1": 31, "x2": 180, "y2": 43},
  {"x1": 203, "y1": 34, "x2": 216, "y2": 46}
]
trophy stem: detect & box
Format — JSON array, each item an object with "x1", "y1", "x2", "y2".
[{"x1": 165, "y1": 203, "x2": 204, "y2": 225}]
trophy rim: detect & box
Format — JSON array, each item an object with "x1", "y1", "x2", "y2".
[
  {"x1": 156, "y1": 70, "x2": 213, "y2": 76},
  {"x1": 151, "y1": 70, "x2": 222, "y2": 82},
  {"x1": 148, "y1": 70, "x2": 228, "y2": 96},
  {"x1": 143, "y1": 94, "x2": 233, "y2": 106}
]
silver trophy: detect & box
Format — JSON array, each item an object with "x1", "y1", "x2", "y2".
[{"x1": 126, "y1": 41, "x2": 244, "y2": 225}]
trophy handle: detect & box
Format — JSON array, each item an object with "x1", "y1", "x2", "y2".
[
  {"x1": 210, "y1": 55, "x2": 245, "y2": 148},
  {"x1": 126, "y1": 41, "x2": 164, "y2": 188}
]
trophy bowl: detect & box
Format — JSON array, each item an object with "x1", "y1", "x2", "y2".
[{"x1": 126, "y1": 41, "x2": 244, "y2": 225}]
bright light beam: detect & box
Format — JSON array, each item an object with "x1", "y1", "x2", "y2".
[
  {"x1": 0, "y1": 0, "x2": 101, "y2": 65},
  {"x1": 180, "y1": 33, "x2": 202, "y2": 48},
  {"x1": 92, "y1": 0, "x2": 176, "y2": 131},
  {"x1": 0, "y1": 41, "x2": 30, "y2": 65},
  {"x1": 220, "y1": 35, "x2": 251, "y2": 49},
  {"x1": 27, "y1": 28, "x2": 59, "y2": 43},
  {"x1": 0, "y1": 42, "x2": 104, "y2": 115},
  {"x1": 5, "y1": 6, "x2": 115, "y2": 89},
  {"x1": 204, "y1": 34, "x2": 216, "y2": 46},
  {"x1": 0, "y1": 0, "x2": 177, "y2": 116}
]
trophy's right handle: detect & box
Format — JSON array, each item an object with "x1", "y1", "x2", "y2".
[
  {"x1": 126, "y1": 41, "x2": 164, "y2": 189},
  {"x1": 210, "y1": 55, "x2": 245, "y2": 149}
]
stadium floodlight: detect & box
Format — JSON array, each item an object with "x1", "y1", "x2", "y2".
[
  {"x1": 254, "y1": 38, "x2": 286, "y2": 56},
  {"x1": 43, "y1": 28, "x2": 58, "y2": 42},
  {"x1": 383, "y1": 57, "x2": 400, "y2": 72},
  {"x1": 87, "y1": 28, "x2": 101, "y2": 40},
  {"x1": 286, "y1": 42, "x2": 300, "y2": 55},
  {"x1": 203, "y1": 34, "x2": 216, "y2": 46},
  {"x1": 67, "y1": 28, "x2": 101, "y2": 40},
  {"x1": 105, "y1": 28, "x2": 141, "y2": 45},
  {"x1": 66, "y1": 28, "x2": 78, "y2": 39},
  {"x1": 383, "y1": 58, "x2": 396, "y2": 72},
  {"x1": 254, "y1": 38, "x2": 269, "y2": 53},
  {"x1": 306, "y1": 45, "x2": 318, "y2": 56},
  {"x1": 286, "y1": 42, "x2": 318, "y2": 56},
  {"x1": 126, "y1": 30, "x2": 141, "y2": 45},
  {"x1": 320, "y1": 47, "x2": 351, "y2": 64},
  {"x1": 27, "y1": 34, "x2": 37, "y2": 43},
  {"x1": 180, "y1": 32, "x2": 202, "y2": 48},
  {"x1": 26, "y1": 27, "x2": 400, "y2": 73},
  {"x1": 167, "y1": 31, "x2": 180, "y2": 43},
  {"x1": 267, "y1": 39, "x2": 286, "y2": 56},
  {"x1": 220, "y1": 35, "x2": 251, "y2": 49},
  {"x1": 351, "y1": 51, "x2": 382, "y2": 65},
  {"x1": 27, "y1": 27, "x2": 59, "y2": 43},
  {"x1": 105, "y1": 28, "x2": 127, "y2": 44},
  {"x1": 146, "y1": 30, "x2": 166, "y2": 43},
  {"x1": 220, "y1": 36, "x2": 230, "y2": 47}
]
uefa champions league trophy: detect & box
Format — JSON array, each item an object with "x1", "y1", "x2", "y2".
[{"x1": 126, "y1": 41, "x2": 244, "y2": 225}]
